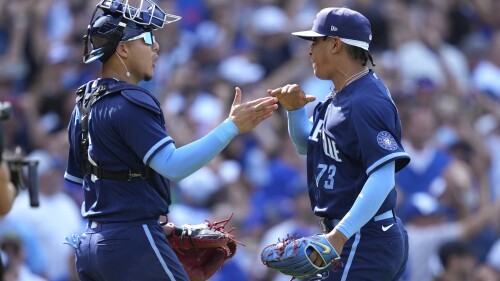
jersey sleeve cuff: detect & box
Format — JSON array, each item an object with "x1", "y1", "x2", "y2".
[
  {"x1": 366, "y1": 152, "x2": 409, "y2": 175},
  {"x1": 335, "y1": 219, "x2": 355, "y2": 239},
  {"x1": 64, "y1": 172, "x2": 83, "y2": 185},
  {"x1": 143, "y1": 136, "x2": 174, "y2": 165}
]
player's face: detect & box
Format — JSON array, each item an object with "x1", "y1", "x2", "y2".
[
  {"x1": 126, "y1": 31, "x2": 160, "y2": 81},
  {"x1": 309, "y1": 36, "x2": 334, "y2": 80}
]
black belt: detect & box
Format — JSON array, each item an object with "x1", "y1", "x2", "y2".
[
  {"x1": 89, "y1": 164, "x2": 151, "y2": 181},
  {"x1": 319, "y1": 210, "x2": 395, "y2": 233}
]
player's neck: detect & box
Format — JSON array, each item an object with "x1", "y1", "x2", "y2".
[
  {"x1": 332, "y1": 65, "x2": 369, "y2": 94},
  {"x1": 102, "y1": 61, "x2": 140, "y2": 84}
]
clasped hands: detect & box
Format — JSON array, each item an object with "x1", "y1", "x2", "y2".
[{"x1": 227, "y1": 84, "x2": 316, "y2": 133}]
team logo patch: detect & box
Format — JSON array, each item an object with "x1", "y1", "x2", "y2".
[{"x1": 377, "y1": 131, "x2": 398, "y2": 151}]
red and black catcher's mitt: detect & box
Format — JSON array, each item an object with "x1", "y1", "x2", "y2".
[{"x1": 166, "y1": 214, "x2": 241, "y2": 281}]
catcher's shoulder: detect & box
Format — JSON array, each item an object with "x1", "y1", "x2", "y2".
[{"x1": 112, "y1": 83, "x2": 162, "y2": 115}]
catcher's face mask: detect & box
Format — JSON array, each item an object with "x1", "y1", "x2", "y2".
[{"x1": 83, "y1": 0, "x2": 181, "y2": 64}]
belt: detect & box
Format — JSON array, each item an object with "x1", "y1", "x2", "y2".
[
  {"x1": 89, "y1": 164, "x2": 151, "y2": 181},
  {"x1": 88, "y1": 218, "x2": 160, "y2": 229},
  {"x1": 319, "y1": 210, "x2": 394, "y2": 233}
]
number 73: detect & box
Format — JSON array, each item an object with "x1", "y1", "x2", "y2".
[{"x1": 315, "y1": 164, "x2": 336, "y2": 189}]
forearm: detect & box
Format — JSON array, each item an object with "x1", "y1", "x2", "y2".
[
  {"x1": 0, "y1": 163, "x2": 16, "y2": 215},
  {"x1": 149, "y1": 119, "x2": 238, "y2": 182},
  {"x1": 0, "y1": 182, "x2": 16, "y2": 215},
  {"x1": 335, "y1": 161, "x2": 395, "y2": 239},
  {"x1": 287, "y1": 107, "x2": 312, "y2": 155}
]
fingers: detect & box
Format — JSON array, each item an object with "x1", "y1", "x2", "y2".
[
  {"x1": 231, "y1": 99, "x2": 278, "y2": 133},
  {"x1": 309, "y1": 251, "x2": 326, "y2": 267},
  {"x1": 268, "y1": 84, "x2": 300, "y2": 97},
  {"x1": 232, "y1": 87, "x2": 242, "y2": 106},
  {"x1": 238, "y1": 100, "x2": 277, "y2": 123},
  {"x1": 306, "y1": 95, "x2": 317, "y2": 103},
  {"x1": 267, "y1": 88, "x2": 281, "y2": 96},
  {"x1": 248, "y1": 96, "x2": 278, "y2": 110},
  {"x1": 268, "y1": 84, "x2": 311, "y2": 101},
  {"x1": 252, "y1": 109, "x2": 275, "y2": 124},
  {"x1": 251, "y1": 103, "x2": 278, "y2": 119}
]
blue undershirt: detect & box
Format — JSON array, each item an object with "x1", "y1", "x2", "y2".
[
  {"x1": 287, "y1": 107, "x2": 312, "y2": 155},
  {"x1": 149, "y1": 118, "x2": 238, "y2": 182},
  {"x1": 335, "y1": 161, "x2": 395, "y2": 239}
]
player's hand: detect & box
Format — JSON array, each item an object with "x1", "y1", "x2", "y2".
[
  {"x1": 306, "y1": 230, "x2": 346, "y2": 267},
  {"x1": 0, "y1": 162, "x2": 10, "y2": 184},
  {"x1": 308, "y1": 250, "x2": 326, "y2": 267},
  {"x1": 0, "y1": 162, "x2": 16, "y2": 215},
  {"x1": 229, "y1": 87, "x2": 278, "y2": 134},
  {"x1": 325, "y1": 229, "x2": 348, "y2": 258},
  {"x1": 268, "y1": 84, "x2": 316, "y2": 111}
]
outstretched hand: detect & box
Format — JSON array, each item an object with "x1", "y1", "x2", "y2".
[
  {"x1": 229, "y1": 87, "x2": 278, "y2": 134},
  {"x1": 268, "y1": 84, "x2": 316, "y2": 111}
]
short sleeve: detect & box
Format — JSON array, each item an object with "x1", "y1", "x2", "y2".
[
  {"x1": 111, "y1": 99, "x2": 171, "y2": 164},
  {"x1": 352, "y1": 96, "x2": 410, "y2": 175},
  {"x1": 65, "y1": 107, "x2": 83, "y2": 184}
]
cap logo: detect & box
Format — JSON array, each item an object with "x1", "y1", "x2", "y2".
[{"x1": 331, "y1": 26, "x2": 338, "y2": 31}]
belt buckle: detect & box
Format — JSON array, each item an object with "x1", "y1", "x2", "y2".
[
  {"x1": 319, "y1": 219, "x2": 328, "y2": 233},
  {"x1": 128, "y1": 171, "x2": 141, "y2": 181}
]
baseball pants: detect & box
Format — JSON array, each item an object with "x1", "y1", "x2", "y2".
[
  {"x1": 75, "y1": 219, "x2": 189, "y2": 281},
  {"x1": 321, "y1": 216, "x2": 408, "y2": 281}
]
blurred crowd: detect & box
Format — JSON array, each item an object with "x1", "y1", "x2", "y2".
[{"x1": 1, "y1": 0, "x2": 500, "y2": 280}]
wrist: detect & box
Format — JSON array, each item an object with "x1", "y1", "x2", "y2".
[
  {"x1": 221, "y1": 118, "x2": 239, "y2": 136},
  {"x1": 326, "y1": 229, "x2": 348, "y2": 255},
  {"x1": 287, "y1": 107, "x2": 306, "y2": 114},
  {"x1": 161, "y1": 222, "x2": 175, "y2": 236}
]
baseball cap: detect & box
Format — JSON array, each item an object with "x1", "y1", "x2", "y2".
[{"x1": 292, "y1": 7, "x2": 372, "y2": 51}]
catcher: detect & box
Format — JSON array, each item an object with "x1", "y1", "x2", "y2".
[{"x1": 63, "y1": 0, "x2": 277, "y2": 280}]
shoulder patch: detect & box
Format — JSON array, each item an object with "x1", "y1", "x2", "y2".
[
  {"x1": 120, "y1": 89, "x2": 162, "y2": 115},
  {"x1": 377, "y1": 131, "x2": 398, "y2": 151}
]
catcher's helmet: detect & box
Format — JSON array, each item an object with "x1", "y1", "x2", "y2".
[{"x1": 83, "y1": 0, "x2": 181, "y2": 64}]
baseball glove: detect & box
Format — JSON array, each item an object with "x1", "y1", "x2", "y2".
[
  {"x1": 261, "y1": 234, "x2": 340, "y2": 280},
  {"x1": 166, "y1": 214, "x2": 241, "y2": 281}
]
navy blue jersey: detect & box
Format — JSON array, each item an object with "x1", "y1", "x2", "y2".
[
  {"x1": 65, "y1": 79, "x2": 172, "y2": 222},
  {"x1": 307, "y1": 70, "x2": 410, "y2": 219}
]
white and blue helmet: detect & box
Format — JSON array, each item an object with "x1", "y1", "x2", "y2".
[{"x1": 83, "y1": 0, "x2": 181, "y2": 63}]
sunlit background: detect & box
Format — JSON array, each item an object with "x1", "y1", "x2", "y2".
[{"x1": 1, "y1": 0, "x2": 500, "y2": 280}]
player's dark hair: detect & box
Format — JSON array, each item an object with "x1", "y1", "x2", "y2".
[{"x1": 345, "y1": 44, "x2": 375, "y2": 67}]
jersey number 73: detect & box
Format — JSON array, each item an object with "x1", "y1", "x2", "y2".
[{"x1": 315, "y1": 164, "x2": 336, "y2": 189}]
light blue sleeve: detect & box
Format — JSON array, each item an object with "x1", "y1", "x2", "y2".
[
  {"x1": 287, "y1": 107, "x2": 313, "y2": 155},
  {"x1": 149, "y1": 118, "x2": 238, "y2": 182},
  {"x1": 335, "y1": 161, "x2": 395, "y2": 239}
]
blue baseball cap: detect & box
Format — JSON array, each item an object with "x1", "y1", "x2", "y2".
[{"x1": 292, "y1": 7, "x2": 372, "y2": 51}]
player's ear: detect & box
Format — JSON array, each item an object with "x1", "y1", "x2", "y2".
[
  {"x1": 115, "y1": 43, "x2": 129, "y2": 58},
  {"x1": 331, "y1": 37, "x2": 341, "y2": 54}
]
